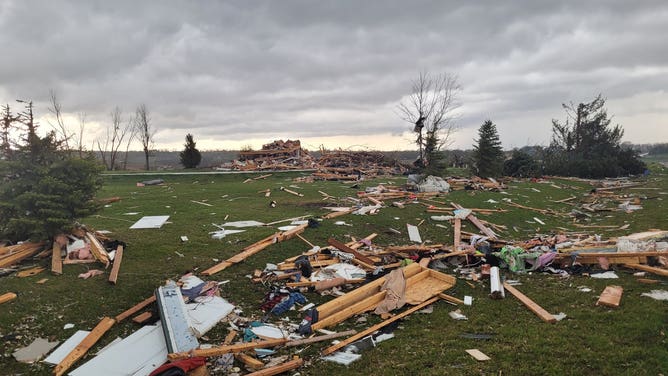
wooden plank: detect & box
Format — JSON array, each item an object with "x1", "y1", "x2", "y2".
[
  {"x1": 0, "y1": 292, "x2": 17, "y2": 304},
  {"x1": 108, "y1": 245, "x2": 124, "y2": 284},
  {"x1": 223, "y1": 330, "x2": 237, "y2": 345},
  {"x1": 311, "y1": 291, "x2": 386, "y2": 331},
  {"x1": 596, "y1": 285, "x2": 623, "y2": 308},
  {"x1": 327, "y1": 238, "x2": 376, "y2": 265},
  {"x1": 114, "y1": 295, "x2": 157, "y2": 322},
  {"x1": 466, "y1": 349, "x2": 491, "y2": 361},
  {"x1": 51, "y1": 243, "x2": 62, "y2": 275},
  {"x1": 623, "y1": 263, "x2": 668, "y2": 277},
  {"x1": 245, "y1": 357, "x2": 303, "y2": 376},
  {"x1": 285, "y1": 329, "x2": 357, "y2": 347},
  {"x1": 438, "y1": 293, "x2": 464, "y2": 305},
  {"x1": 16, "y1": 266, "x2": 45, "y2": 277},
  {"x1": 454, "y1": 218, "x2": 461, "y2": 250},
  {"x1": 132, "y1": 311, "x2": 153, "y2": 324},
  {"x1": 168, "y1": 338, "x2": 288, "y2": 361},
  {"x1": 321, "y1": 296, "x2": 440, "y2": 356},
  {"x1": 235, "y1": 353, "x2": 264, "y2": 370},
  {"x1": 503, "y1": 282, "x2": 556, "y2": 323},
  {"x1": 85, "y1": 232, "x2": 109, "y2": 268},
  {"x1": 53, "y1": 316, "x2": 116, "y2": 376},
  {"x1": 202, "y1": 224, "x2": 307, "y2": 275}
]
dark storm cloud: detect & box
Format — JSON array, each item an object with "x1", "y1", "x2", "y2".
[{"x1": 0, "y1": 0, "x2": 666, "y2": 149}]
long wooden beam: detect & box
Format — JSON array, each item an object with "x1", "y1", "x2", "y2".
[
  {"x1": 245, "y1": 357, "x2": 304, "y2": 376},
  {"x1": 327, "y1": 238, "x2": 375, "y2": 265},
  {"x1": 168, "y1": 338, "x2": 288, "y2": 361},
  {"x1": 321, "y1": 296, "x2": 440, "y2": 356},
  {"x1": 503, "y1": 282, "x2": 556, "y2": 323},
  {"x1": 53, "y1": 317, "x2": 116, "y2": 376},
  {"x1": 114, "y1": 295, "x2": 156, "y2": 322},
  {"x1": 623, "y1": 263, "x2": 668, "y2": 277}
]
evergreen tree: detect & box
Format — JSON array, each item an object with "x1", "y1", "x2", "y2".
[
  {"x1": 545, "y1": 95, "x2": 645, "y2": 178},
  {"x1": 179, "y1": 133, "x2": 202, "y2": 169},
  {"x1": 471, "y1": 120, "x2": 504, "y2": 177},
  {"x1": 503, "y1": 149, "x2": 541, "y2": 178},
  {"x1": 0, "y1": 103, "x2": 103, "y2": 242}
]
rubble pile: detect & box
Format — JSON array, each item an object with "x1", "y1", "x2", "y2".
[
  {"x1": 313, "y1": 150, "x2": 410, "y2": 180},
  {"x1": 226, "y1": 140, "x2": 316, "y2": 171}
]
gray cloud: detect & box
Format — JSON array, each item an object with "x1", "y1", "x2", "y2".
[{"x1": 1, "y1": 0, "x2": 666, "y2": 150}]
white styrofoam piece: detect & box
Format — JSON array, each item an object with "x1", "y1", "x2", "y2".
[
  {"x1": 69, "y1": 324, "x2": 167, "y2": 376},
  {"x1": 250, "y1": 325, "x2": 286, "y2": 339},
  {"x1": 129, "y1": 216, "x2": 170, "y2": 229},
  {"x1": 43, "y1": 330, "x2": 90, "y2": 365}
]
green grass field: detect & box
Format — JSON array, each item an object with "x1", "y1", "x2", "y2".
[{"x1": 1, "y1": 165, "x2": 667, "y2": 375}]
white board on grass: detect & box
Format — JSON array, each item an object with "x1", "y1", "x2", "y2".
[{"x1": 129, "y1": 216, "x2": 170, "y2": 229}]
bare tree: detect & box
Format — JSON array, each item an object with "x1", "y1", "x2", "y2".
[
  {"x1": 97, "y1": 107, "x2": 133, "y2": 170},
  {"x1": 48, "y1": 90, "x2": 73, "y2": 150},
  {"x1": 122, "y1": 118, "x2": 138, "y2": 170},
  {"x1": 135, "y1": 104, "x2": 154, "y2": 170},
  {"x1": 397, "y1": 72, "x2": 461, "y2": 167},
  {"x1": 77, "y1": 112, "x2": 87, "y2": 158}
]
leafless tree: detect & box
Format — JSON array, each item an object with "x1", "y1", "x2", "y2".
[
  {"x1": 48, "y1": 90, "x2": 73, "y2": 151},
  {"x1": 135, "y1": 104, "x2": 154, "y2": 170},
  {"x1": 76, "y1": 112, "x2": 87, "y2": 158},
  {"x1": 122, "y1": 118, "x2": 138, "y2": 170},
  {"x1": 97, "y1": 107, "x2": 133, "y2": 170},
  {"x1": 397, "y1": 72, "x2": 461, "y2": 166}
]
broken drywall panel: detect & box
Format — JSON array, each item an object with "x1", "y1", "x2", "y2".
[
  {"x1": 407, "y1": 224, "x2": 422, "y2": 243},
  {"x1": 322, "y1": 351, "x2": 362, "y2": 365},
  {"x1": 641, "y1": 290, "x2": 668, "y2": 301},
  {"x1": 43, "y1": 330, "x2": 90, "y2": 365},
  {"x1": 219, "y1": 220, "x2": 265, "y2": 228},
  {"x1": 69, "y1": 324, "x2": 167, "y2": 376},
  {"x1": 12, "y1": 338, "x2": 60, "y2": 363},
  {"x1": 129, "y1": 216, "x2": 170, "y2": 229},
  {"x1": 187, "y1": 296, "x2": 235, "y2": 337}
]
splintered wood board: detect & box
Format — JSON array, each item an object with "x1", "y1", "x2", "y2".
[
  {"x1": 466, "y1": 349, "x2": 491, "y2": 361},
  {"x1": 405, "y1": 269, "x2": 456, "y2": 305},
  {"x1": 597, "y1": 285, "x2": 623, "y2": 307}
]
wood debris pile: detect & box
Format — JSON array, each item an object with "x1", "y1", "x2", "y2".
[
  {"x1": 447, "y1": 176, "x2": 506, "y2": 191},
  {"x1": 313, "y1": 149, "x2": 410, "y2": 180},
  {"x1": 226, "y1": 140, "x2": 316, "y2": 171}
]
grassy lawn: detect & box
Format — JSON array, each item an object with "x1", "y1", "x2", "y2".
[{"x1": 1, "y1": 165, "x2": 667, "y2": 375}]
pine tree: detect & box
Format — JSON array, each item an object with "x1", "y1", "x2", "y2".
[
  {"x1": 0, "y1": 103, "x2": 103, "y2": 242},
  {"x1": 179, "y1": 133, "x2": 202, "y2": 169},
  {"x1": 472, "y1": 120, "x2": 504, "y2": 177}
]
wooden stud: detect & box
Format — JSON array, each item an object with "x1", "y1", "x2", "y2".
[
  {"x1": 245, "y1": 357, "x2": 303, "y2": 376},
  {"x1": 115, "y1": 295, "x2": 157, "y2": 322},
  {"x1": 235, "y1": 353, "x2": 264, "y2": 370},
  {"x1": 168, "y1": 338, "x2": 288, "y2": 361},
  {"x1": 311, "y1": 291, "x2": 386, "y2": 331},
  {"x1": 16, "y1": 266, "x2": 45, "y2": 277},
  {"x1": 327, "y1": 238, "x2": 375, "y2": 265},
  {"x1": 454, "y1": 218, "x2": 462, "y2": 250},
  {"x1": 503, "y1": 282, "x2": 556, "y2": 323},
  {"x1": 321, "y1": 296, "x2": 440, "y2": 356},
  {"x1": 108, "y1": 245, "x2": 124, "y2": 284},
  {"x1": 623, "y1": 263, "x2": 668, "y2": 277},
  {"x1": 53, "y1": 317, "x2": 116, "y2": 376},
  {"x1": 132, "y1": 311, "x2": 153, "y2": 324}
]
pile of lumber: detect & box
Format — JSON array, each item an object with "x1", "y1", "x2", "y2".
[
  {"x1": 229, "y1": 140, "x2": 315, "y2": 171},
  {"x1": 0, "y1": 242, "x2": 46, "y2": 269},
  {"x1": 314, "y1": 150, "x2": 409, "y2": 180}
]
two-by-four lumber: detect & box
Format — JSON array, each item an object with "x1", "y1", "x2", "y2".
[
  {"x1": 321, "y1": 296, "x2": 440, "y2": 356},
  {"x1": 235, "y1": 353, "x2": 264, "y2": 370},
  {"x1": 168, "y1": 338, "x2": 288, "y2": 361},
  {"x1": 53, "y1": 317, "x2": 116, "y2": 376},
  {"x1": 108, "y1": 245, "x2": 124, "y2": 284},
  {"x1": 285, "y1": 329, "x2": 357, "y2": 347},
  {"x1": 451, "y1": 203, "x2": 498, "y2": 240},
  {"x1": 623, "y1": 263, "x2": 668, "y2": 277},
  {"x1": 454, "y1": 218, "x2": 462, "y2": 250},
  {"x1": 202, "y1": 224, "x2": 307, "y2": 275},
  {"x1": 438, "y1": 293, "x2": 464, "y2": 305},
  {"x1": 245, "y1": 357, "x2": 304, "y2": 376},
  {"x1": 327, "y1": 238, "x2": 376, "y2": 265},
  {"x1": 114, "y1": 295, "x2": 157, "y2": 322},
  {"x1": 51, "y1": 242, "x2": 62, "y2": 275},
  {"x1": 132, "y1": 311, "x2": 153, "y2": 324},
  {"x1": 503, "y1": 282, "x2": 556, "y2": 323}
]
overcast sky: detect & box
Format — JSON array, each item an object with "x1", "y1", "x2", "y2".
[{"x1": 1, "y1": 1, "x2": 667, "y2": 151}]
